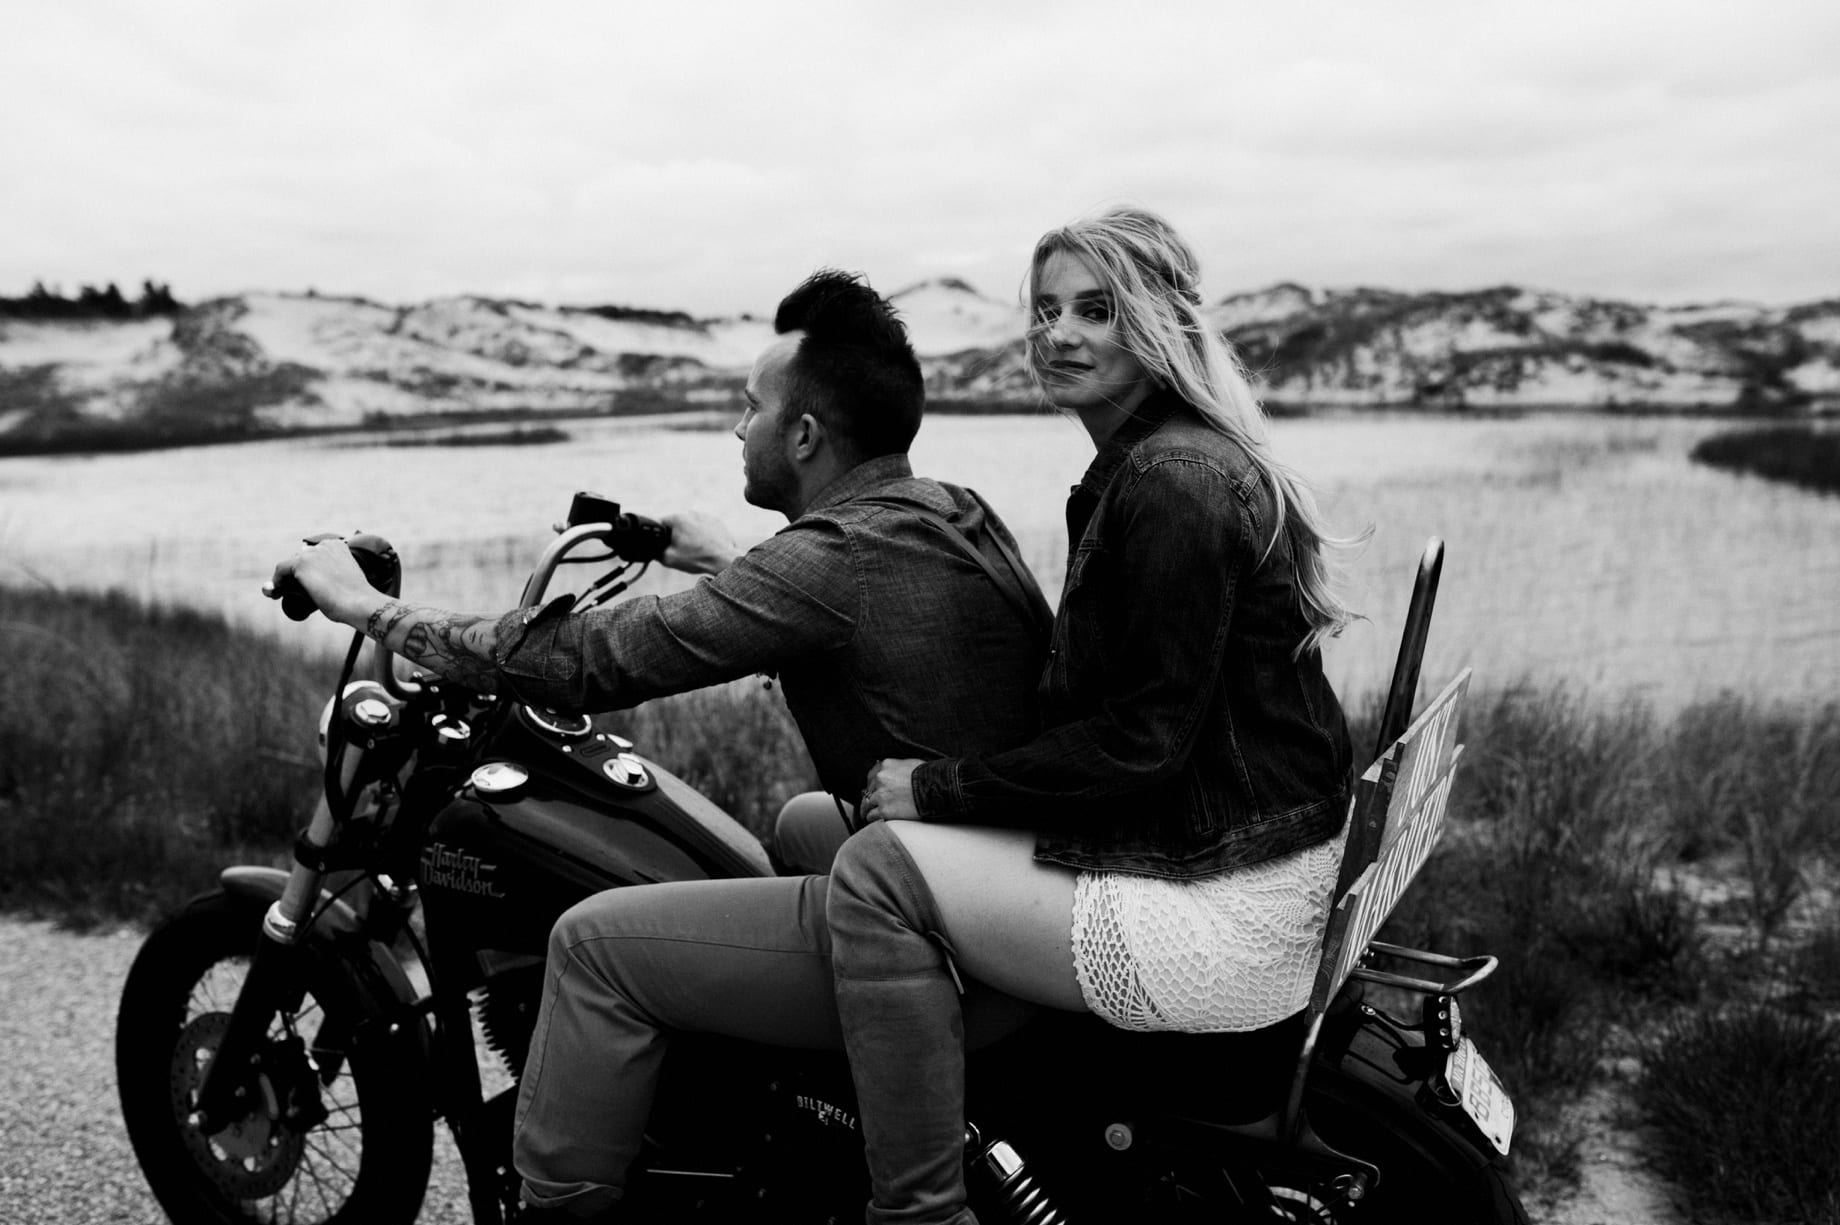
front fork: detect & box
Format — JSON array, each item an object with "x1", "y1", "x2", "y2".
[{"x1": 193, "y1": 798, "x2": 338, "y2": 1132}]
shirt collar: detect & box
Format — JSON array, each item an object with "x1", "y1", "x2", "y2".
[
  {"x1": 1072, "y1": 390, "x2": 1184, "y2": 500},
  {"x1": 804, "y1": 453, "x2": 916, "y2": 514}
]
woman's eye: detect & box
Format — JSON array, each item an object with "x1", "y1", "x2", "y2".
[{"x1": 1080, "y1": 304, "x2": 1111, "y2": 323}]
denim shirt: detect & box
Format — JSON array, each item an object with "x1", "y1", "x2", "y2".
[
  {"x1": 910, "y1": 395, "x2": 1352, "y2": 878},
  {"x1": 493, "y1": 455, "x2": 1047, "y2": 803}
]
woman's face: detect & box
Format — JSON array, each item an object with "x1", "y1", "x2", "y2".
[{"x1": 1030, "y1": 248, "x2": 1153, "y2": 423}]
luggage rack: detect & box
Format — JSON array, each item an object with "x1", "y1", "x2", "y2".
[{"x1": 1350, "y1": 941, "x2": 1498, "y2": 996}]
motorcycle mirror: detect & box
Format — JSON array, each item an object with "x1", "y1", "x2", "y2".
[{"x1": 568, "y1": 491, "x2": 622, "y2": 527}]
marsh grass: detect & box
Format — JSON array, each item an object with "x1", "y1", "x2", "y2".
[
  {"x1": 1637, "y1": 1005, "x2": 1840, "y2": 1225},
  {"x1": 1791, "y1": 909, "x2": 1840, "y2": 1010},
  {"x1": 0, "y1": 584, "x2": 331, "y2": 925},
  {"x1": 1690, "y1": 423, "x2": 1840, "y2": 496},
  {"x1": 4, "y1": 584, "x2": 1837, "y2": 1208},
  {"x1": 1374, "y1": 683, "x2": 1840, "y2": 1196},
  {"x1": 380, "y1": 426, "x2": 571, "y2": 448}
]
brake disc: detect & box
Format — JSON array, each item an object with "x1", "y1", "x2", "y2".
[
  {"x1": 1268, "y1": 1184, "x2": 1339, "y2": 1223},
  {"x1": 169, "y1": 1011, "x2": 306, "y2": 1198}
]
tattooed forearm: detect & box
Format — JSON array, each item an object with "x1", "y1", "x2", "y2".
[
  {"x1": 364, "y1": 601, "x2": 416, "y2": 645},
  {"x1": 364, "y1": 600, "x2": 502, "y2": 692}
]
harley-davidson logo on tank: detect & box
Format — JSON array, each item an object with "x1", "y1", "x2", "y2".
[{"x1": 422, "y1": 841, "x2": 507, "y2": 898}]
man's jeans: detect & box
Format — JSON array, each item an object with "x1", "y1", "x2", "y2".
[
  {"x1": 512, "y1": 875, "x2": 839, "y2": 1213},
  {"x1": 512, "y1": 870, "x2": 1032, "y2": 1215},
  {"x1": 772, "y1": 790, "x2": 856, "y2": 874}
]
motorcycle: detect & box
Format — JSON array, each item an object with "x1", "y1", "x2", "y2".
[{"x1": 115, "y1": 493, "x2": 1529, "y2": 1224}]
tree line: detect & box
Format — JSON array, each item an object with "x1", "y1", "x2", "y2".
[{"x1": 0, "y1": 280, "x2": 182, "y2": 320}]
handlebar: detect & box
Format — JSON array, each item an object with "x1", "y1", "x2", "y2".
[
  {"x1": 561, "y1": 492, "x2": 671, "y2": 567},
  {"x1": 264, "y1": 492, "x2": 671, "y2": 623},
  {"x1": 518, "y1": 498, "x2": 671, "y2": 608}
]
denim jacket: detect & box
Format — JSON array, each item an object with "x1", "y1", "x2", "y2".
[
  {"x1": 492, "y1": 456, "x2": 1046, "y2": 803},
  {"x1": 910, "y1": 394, "x2": 1352, "y2": 878}
]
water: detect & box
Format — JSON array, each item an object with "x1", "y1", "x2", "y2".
[{"x1": 1, "y1": 411, "x2": 1834, "y2": 712}]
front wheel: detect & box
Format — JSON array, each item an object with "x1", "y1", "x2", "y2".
[{"x1": 116, "y1": 892, "x2": 433, "y2": 1225}]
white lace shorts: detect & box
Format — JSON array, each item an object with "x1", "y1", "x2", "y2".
[{"x1": 1069, "y1": 833, "x2": 1344, "y2": 1033}]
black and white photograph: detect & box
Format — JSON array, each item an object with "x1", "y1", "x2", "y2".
[{"x1": 3, "y1": 3, "x2": 1837, "y2": 1223}]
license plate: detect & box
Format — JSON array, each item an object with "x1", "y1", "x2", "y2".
[{"x1": 1447, "y1": 1038, "x2": 1515, "y2": 1156}]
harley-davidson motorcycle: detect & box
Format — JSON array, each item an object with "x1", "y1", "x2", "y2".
[{"x1": 115, "y1": 494, "x2": 1528, "y2": 1223}]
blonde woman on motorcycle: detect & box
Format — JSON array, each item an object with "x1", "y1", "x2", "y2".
[{"x1": 834, "y1": 205, "x2": 1362, "y2": 1225}]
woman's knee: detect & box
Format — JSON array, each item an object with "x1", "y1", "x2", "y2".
[
  {"x1": 828, "y1": 822, "x2": 947, "y2": 976},
  {"x1": 831, "y1": 821, "x2": 924, "y2": 903}
]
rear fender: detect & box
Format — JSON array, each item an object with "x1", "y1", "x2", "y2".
[
  {"x1": 1166, "y1": 1020, "x2": 1504, "y2": 1195},
  {"x1": 1307, "y1": 1018, "x2": 1505, "y2": 1175}
]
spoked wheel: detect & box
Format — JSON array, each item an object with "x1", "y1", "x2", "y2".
[{"x1": 116, "y1": 892, "x2": 432, "y2": 1225}]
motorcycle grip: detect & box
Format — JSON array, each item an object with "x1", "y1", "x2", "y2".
[
  {"x1": 566, "y1": 491, "x2": 671, "y2": 563},
  {"x1": 613, "y1": 514, "x2": 671, "y2": 563},
  {"x1": 267, "y1": 532, "x2": 401, "y2": 621}
]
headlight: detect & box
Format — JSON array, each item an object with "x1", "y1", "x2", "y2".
[{"x1": 319, "y1": 680, "x2": 400, "y2": 763}]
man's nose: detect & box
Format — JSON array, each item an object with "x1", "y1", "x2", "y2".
[{"x1": 733, "y1": 409, "x2": 750, "y2": 441}]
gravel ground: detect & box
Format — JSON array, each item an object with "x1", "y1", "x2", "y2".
[{"x1": 0, "y1": 916, "x2": 476, "y2": 1225}]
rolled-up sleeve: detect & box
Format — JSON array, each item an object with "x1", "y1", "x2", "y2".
[{"x1": 493, "y1": 520, "x2": 859, "y2": 711}]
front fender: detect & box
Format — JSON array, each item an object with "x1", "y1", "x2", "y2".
[{"x1": 219, "y1": 866, "x2": 425, "y2": 1020}]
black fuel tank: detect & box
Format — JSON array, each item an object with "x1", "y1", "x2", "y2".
[{"x1": 419, "y1": 743, "x2": 774, "y2": 958}]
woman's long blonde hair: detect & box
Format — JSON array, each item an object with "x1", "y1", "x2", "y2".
[{"x1": 1027, "y1": 205, "x2": 1363, "y2": 652}]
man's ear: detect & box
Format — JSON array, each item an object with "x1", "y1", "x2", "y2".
[{"x1": 789, "y1": 412, "x2": 824, "y2": 461}]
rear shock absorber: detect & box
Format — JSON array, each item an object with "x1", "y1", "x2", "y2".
[{"x1": 967, "y1": 1124, "x2": 1070, "y2": 1225}]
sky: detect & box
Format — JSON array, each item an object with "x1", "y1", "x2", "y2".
[{"x1": 5, "y1": 0, "x2": 1838, "y2": 317}]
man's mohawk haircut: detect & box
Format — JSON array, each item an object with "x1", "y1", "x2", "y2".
[{"x1": 773, "y1": 268, "x2": 913, "y2": 353}]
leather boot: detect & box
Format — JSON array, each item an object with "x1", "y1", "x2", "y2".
[{"x1": 828, "y1": 821, "x2": 978, "y2": 1225}]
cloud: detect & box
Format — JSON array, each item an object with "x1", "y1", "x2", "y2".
[{"x1": 3, "y1": 0, "x2": 1836, "y2": 311}]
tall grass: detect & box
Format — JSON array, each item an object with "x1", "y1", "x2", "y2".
[
  {"x1": 4, "y1": 584, "x2": 1837, "y2": 1210},
  {"x1": 0, "y1": 584, "x2": 331, "y2": 925},
  {"x1": 1690, "y1": 422, "x2": 1840, "y2": 495},
  {"x1": 1375, "y1": 683, "x2": 1840, "y2": 1197},
  {"x1": 1638, "y1": 1005, "x2": 1840, "y2": 1224},
  {"x1": 0, "y1": 585, "x2": 821, "y2": 927}
]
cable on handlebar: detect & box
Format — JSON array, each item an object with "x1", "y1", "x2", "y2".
[
  {"x1": 558, "y1": 548, "x2": 621, "y2": 567},
  {"x1": 571, "y1": 560, "x2": 649, "y2": 613},
  {"x1": 319, "y1": 631, "x2": 368, "y2": 825}
]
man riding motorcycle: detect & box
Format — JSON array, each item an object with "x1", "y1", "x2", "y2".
[{"x1": 271, "y1": 268, "x2": 1051, "y2": 1220}]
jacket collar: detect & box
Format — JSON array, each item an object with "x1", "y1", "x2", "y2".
[
  {"x1": 804, "y1": 453, "x2": 916, "y2": 514},
  {"x1": 1072, "y1": 390, "x2": 1185, "y2": 501}
]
